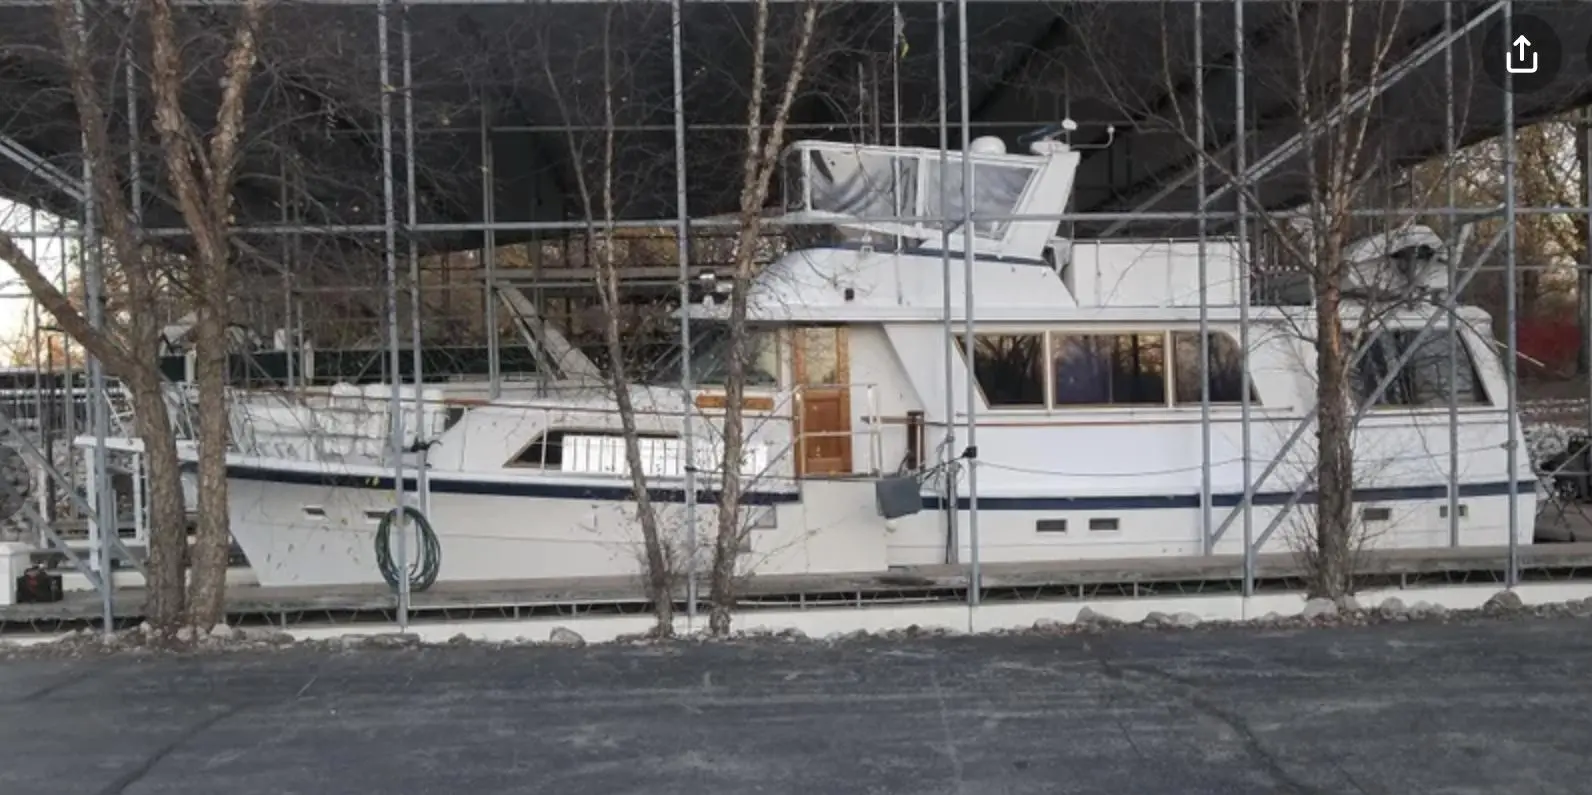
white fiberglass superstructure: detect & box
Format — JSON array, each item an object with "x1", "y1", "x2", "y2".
[{"x1": 125, "y1": 128, "x2": 1534, "y2": 590}]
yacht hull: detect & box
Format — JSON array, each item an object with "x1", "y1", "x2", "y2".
[{"x1": 219, "y1": 455, "x2": 1539, "y2": 590}]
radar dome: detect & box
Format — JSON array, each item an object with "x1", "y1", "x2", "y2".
[{"x1": 968, "y1": 136, "x2": 1007, "y2": 155}]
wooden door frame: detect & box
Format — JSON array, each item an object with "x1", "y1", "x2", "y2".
[{"x1": 791, "y1": 325, "x2": 852, "y2": 477}]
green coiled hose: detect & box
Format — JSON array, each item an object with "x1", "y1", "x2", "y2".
[{"x1": 375, "y1": 505, "x2": 442, "y2": 593}]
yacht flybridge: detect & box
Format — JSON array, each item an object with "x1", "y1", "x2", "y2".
[{"x1": 100, "y1": 129, "x2": 1534, "y2": 590}]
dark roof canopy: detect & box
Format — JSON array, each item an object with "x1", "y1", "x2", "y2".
[{"x1": 1, "y1": 0, "x2": 1590, "y2": 255}]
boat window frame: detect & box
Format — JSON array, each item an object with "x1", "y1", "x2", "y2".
[
  {"x1": 1167, "y1": 330, "x2": 1263, "y2": 406},
  {"x1": 1350, "y1": 327, "x2": 1493, "y2": 411},
  {"x1": 504, "y1": 427, "x2": 680, "y2": 470},
  {"x1": 954, "y1": 326, "x2": 1267, "y2": 412}
]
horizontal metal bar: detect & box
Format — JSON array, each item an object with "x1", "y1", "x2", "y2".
[
  {"x1": 4, "y1": 205, "x2": 1583, "y2": 239},
  {"x1": 0, "y1": 0, "x2": 1548, "y2": 6}
]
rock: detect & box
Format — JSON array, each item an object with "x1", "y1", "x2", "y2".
[
  {"x1": 548, "y1": 627, "x2": 586, "y2": 647},
  {"x1": 1141, "y1": 611, "x2": 1172, "y2": 628},
  {"x1": 447, "y1": 633, "x2": 473, "y2": 646},
  {"x1": 137, "y1": 621, "x2": 154, "y2": 637},
  {"x1": 175, "y1": 626, "x2": 196, "y2": 643},
  {"x1": 1485, "y1": 590, "x2": 1524, "y2": 612},
  {"x1": 1031, "y1": 617, "x2": 1063, "y2": 632},
  {"x1": 1335, "y1": 595, "x2": 1363, "y2": 613},
  {"x1": 1377, "y1": 597, "x2": 1407, "y2": 617},
  {"x1": 1254, "y1": 611, "x2": 1284, "y2": 624},
  {"x1": 209, "y1": 624, "x2": 241, "y2": 641},
  {"x1": 1170, "y1": 612, "x2": 1202, "y2": 629},
  {"x1": 1411, "y1": 601, "x2": 1448, "y2": 618},
  {"x1": 1076, "y1": 607, "x2": 1121, "y2": 626},
  {"x1": 1301, "y1": 598, "x2": 1339, "y2": 621},
  {"x1": 246, "y1": 627, "x2": 295, "y2": 645},
  {"x1": 342, "y1": 632, "x2": 419, "y2": 649}
]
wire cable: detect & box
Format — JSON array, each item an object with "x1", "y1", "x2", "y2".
[{"x1": 375, "y1": 506, "x2": 441, "y2": 593}]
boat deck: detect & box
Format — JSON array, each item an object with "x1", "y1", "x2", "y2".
[{"x1": 7, "y1": 541, "x2": 1592, "y2": 631}]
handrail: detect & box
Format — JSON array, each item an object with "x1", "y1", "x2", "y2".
[{"x1": 220, "y1": 379, "x2": 888, "y2": 479}]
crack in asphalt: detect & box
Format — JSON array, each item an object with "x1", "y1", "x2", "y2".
[{"x1": 1086, "y1": 640, "x2": 1325, "y2": 795}]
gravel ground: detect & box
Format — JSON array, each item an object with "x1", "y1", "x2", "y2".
[{"x1": 3, "y1": 595, "x2": 1592, "y2": 795}]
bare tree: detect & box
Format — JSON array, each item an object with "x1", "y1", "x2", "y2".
[
  {"x1": 542, "y1": 7, "x2": 680, "y2": 637},
  {"x1": 145, "y1": 0, "x2": 266, "y2": 628},
  {"x1": 708, "y1": 0, "x2": 821, "y2": 636},
  {"x1": 1073, "y1": 0, "x2": 1470, "y2": 597},
  {"x1": 0, "y1": 0, "x2": 266, "y2": 631}
]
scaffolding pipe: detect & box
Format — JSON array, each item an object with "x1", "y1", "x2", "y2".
[
  {"x1": 377, "y1": 0, "x2": 410, "y2": 627},
  {"x1": 1235, "y1": 0, "x2": 1254, "y2": 596},
  {"x1": 83, "y1": 91, "x2": 113, "y2": 632},
  {"x1": 404, "y1": 6, "x2": 431, "y2": 573},
  {"x1": 482, "y1": 105, "x2": 501, "y2": 398},
  {"x1": 1444, "y1": 0, "x2": 1460, "y2": 548},
  {"x1": 670, "y1": 0, "x2": 699, "y2": 623},
  {"x1": 936, "y1": 0, "x2": 959, "y2": 567},
  {"x1": 1583, "y1": 109, "x2": 1592, "y2": 454},
  {"x1": 955, "y1": 0, "x2": 979, "y2": 608},
  {"x1": 1195, "y1": 1, "x2": 1213, "y2": 558},
  {"x1": 1502, "y1": 0, "x2": 1519, "y2": 588},
  {"x1": 0, "y1": 204, "x2": 1567, "y2": 242}
]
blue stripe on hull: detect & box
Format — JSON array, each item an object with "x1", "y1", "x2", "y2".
[
  {"x1": 201, "y1": 461, "x2": 1535, "y2": 513},
  {"x1": 921, "y1": 480, "x2": 1540, "y2": 512},
  {"x1": 196, "y1": 463, "x2": 803, "y2": 506}
]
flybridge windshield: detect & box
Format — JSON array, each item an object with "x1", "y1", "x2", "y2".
[
  {"x1": 782, "y1": 143, "x2": 1039, "y2": 241},
  {"x1": 652, "y1": 323, "x2": 779, "y2": 388}
]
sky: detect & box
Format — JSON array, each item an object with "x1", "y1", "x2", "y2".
[{"x1": 0, "y1": 198, "x2": 74, "y2": 366}]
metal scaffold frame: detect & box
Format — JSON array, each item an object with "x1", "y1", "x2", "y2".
[{"x1": 0, "y1": 0, "x2": 1587, "y2": 632}]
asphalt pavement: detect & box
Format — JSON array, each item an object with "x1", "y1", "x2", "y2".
[{"x1": 3, "y1": 616, "x2": 1591, "y2": 794}]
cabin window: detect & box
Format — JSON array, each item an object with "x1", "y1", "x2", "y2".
[
  {"x1": 1171, "y1": 332, "x2": 1261, "y2": 405},
  {"x1": 958, "y1": 333, "x2": 1046, "y2": 408},
  {"x1": 1050, "y1": 333, "x2": 1166, "y2": 406},
  {"x1": 1352, "y1": 330, "x2": 1488, "y2": 408},
  {"x1": 507, "y1": 429, "x2": 678, "y2": 469}
]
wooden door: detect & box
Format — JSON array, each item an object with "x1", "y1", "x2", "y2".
[{"x1": 792, "y1": 326, "x2": 852, "y2": 477}]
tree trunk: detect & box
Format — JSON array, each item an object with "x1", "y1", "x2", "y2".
[
  {"x1": 1313, "y1": 271, "x2": 1355, "y2": 600},
  {"x1": 708, "y1": 322, "x2": 748, "y2": 637},
  {"x1": 608, "y1": 367, "x2": 676, "y2": 637},
  {"x1": 186, "y1": 298, "x2": 232, "y2": 628},
  {"x1": 126, "y1": 371, "x2": 188, "y2": 631}
]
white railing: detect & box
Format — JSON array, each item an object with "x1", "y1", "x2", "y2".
[{"x1": 221, "y1": 380, "x2": 889, "y2": 480}]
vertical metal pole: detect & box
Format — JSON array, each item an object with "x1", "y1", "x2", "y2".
[
  {"x1": 936, "y1": 0, "x2": 959, "y2": 566},
  {"x1": 1502, "y1": 1, "x2": 1519, "y2": 588},
  {"x1": 1444, "y1": 0, "x2": 1460, "y2": 548},
  {"x1": 955, "y1": 0, "x2": 979, "y2": 606},
  {"x1": 29, "y1": 205, "x2": 49, "y2": 541},
  {"x1": 481, "y1": 106, "x2": 501, "y2": 399},
  {"x1": 82, "y1": 81, "x2": 112, "y2": 631},
  {"x1": 403, "y1": 7, "x2": 428, "y2": 522},
  {"x1": 61, "y1": 224, "x2": 76, "y2": 520},
  {"x1": 1194, "y1": 1, "x2": 1213, "y2": 558},
  {"x1": 125, "y1": 42, "x2": 146, "y2": 557},
  {"x1": 670, "y1": 0, "x2": 698, "y2": 624},
  {"x1": 892, "y1": 3, "x2": 902, "y2": 150},
  {"x1": 1582, "y1": 108, "x2": 1592, "y2": 440},
  {"x1": 1234, "y1": 0, "x2": 1254, "y2": 596},
  {"x1": 280, "y1": 159, "x2": 295, "y2": 391},
  {"x1": 378, "y1": 0, "x2": 409, "y2": 625}
]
